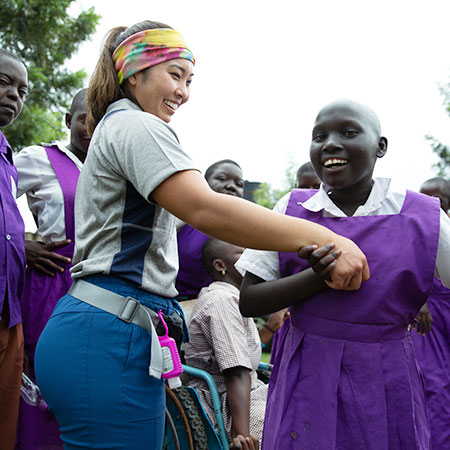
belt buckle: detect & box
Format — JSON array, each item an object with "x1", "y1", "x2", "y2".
[{"x1": 118, "y1": 297, "x2": 140, "y2": 324}]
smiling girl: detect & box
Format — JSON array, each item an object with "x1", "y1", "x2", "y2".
[
  {"x1": 34, "y1": 24, "x2": 369, "y2": 449},
  {"x1": 238, "y1": 99, "x2": 450, "y2": 450}
]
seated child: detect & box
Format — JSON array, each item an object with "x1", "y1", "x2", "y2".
[
  {"x1": 238, "y1": 99, "x2": 450, "y2": 450},
  {"x1": 184, "y1": 238, "x2": 290, "y2": 445},
  {"x1": 411, "y1": 176, "x2": 450, "y2": 450}
]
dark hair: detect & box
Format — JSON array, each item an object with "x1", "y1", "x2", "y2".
[
  {"x1": 296, "y1": 162, "x2": 315, "y2": 179},
  {"x1": 70, "y1": 88, "x2": 88, "y2": 115},
  {"x1": 0, "y1": 48, "x2": 26, "y2": 67},
  {"x1": 201, "y1": 238, "x2": 225, "y2": 277},
  {"x1": 204, "y1": 159, "x2": 242, "y2": 182},
  {"x1": 86, "y1": 20, "x2": 172, "y2": 134},
  {"x1": 421, "y1": 177, "x2": 450, "y2": 199}
]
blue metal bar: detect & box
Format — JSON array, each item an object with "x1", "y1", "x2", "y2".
[
  {"x1": 182, "y1": 364, "x2": 229, "y2": 450},
  {"x1": 258, "y1": 362, "x2": 273, "y2": 371}
]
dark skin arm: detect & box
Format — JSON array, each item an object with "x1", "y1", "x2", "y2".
[
  {"x1": 240, "y1": 243, "x2": 339, "y2": 317},
  {"x1": 258, "y1": 308, "x2": 290, "y2": 345},
  {"x1": 25, "y1": 239, "x2": 72, "y2": 276},
  {"x1": 223, "y1": 365, "x2": 252, "y2": 438}
]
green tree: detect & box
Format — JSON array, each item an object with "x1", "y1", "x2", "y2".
[
  {"x1": 426, "y1": 81, "x2": 450, "y2": 178},
  {"x1": 253, "y1": 161, "x2": 297, "y2": 209},
  {"x1": 0, "y1": 0, "x2": 100, "y2": 150}
]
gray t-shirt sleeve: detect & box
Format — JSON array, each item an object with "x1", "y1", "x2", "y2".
[{"x1": 98, "y1": 109, "x2": 196, "y2": 200}]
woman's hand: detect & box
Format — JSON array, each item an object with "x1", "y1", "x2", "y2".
[
  {"x1": 323, "y1": 235, "x2": 370, "y2": 290},
  {"x1": 230, "y1": 435, "x2": 259, "y2": 450},
  {"x1": 25, "y1": 239, "x2": 72, "y2": 276}
]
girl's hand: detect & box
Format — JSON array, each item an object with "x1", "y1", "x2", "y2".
[
  {"x1": 298, "y1": 242, "x2": 340, "y2": 281},
  {"x1": 265, "y1": 308, "x2": 290, "y2": 333},
  {"x1": 230, "y1": 435, "x2": 259, "y2": 450},
  {"x1": 323, "y1": 235, "x2": 370, "y2": 290},
  {"x1": 25, "y1": 239, "x2": 72, "y2": 276},
  {"x1": 413, "y1": 303, "x2": 433, "y2": 335}
]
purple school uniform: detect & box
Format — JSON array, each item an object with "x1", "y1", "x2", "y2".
[
  {"x1": 412, "y1": 278, "x2": 450, "y2": 449},
  {"x1": 0, "y1": 131, "x2": 25, "y2": 327},
  {"x1": 262, "y1": 188, "x2": 440, "y2": 450},
  {"x1": 16, "y1": 145, "x2": 79, "y2": 450},
  {"x1": 176, "y1": 224, "x2": 212, "y2": 298}
]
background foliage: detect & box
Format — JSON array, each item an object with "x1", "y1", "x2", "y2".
[
  {"x1": 253, "y1": 161, "x2": 298, "y2": 209},
  {"x1": 427, "y1": 80, "x2": 450, "y2": 178},
  {"x1": 0, "y1": 0, "x2": 99, "y2": 150}
]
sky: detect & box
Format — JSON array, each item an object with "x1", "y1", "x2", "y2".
[{"x1": 18, "y1": 0, "x2": 450, "y2": 231}]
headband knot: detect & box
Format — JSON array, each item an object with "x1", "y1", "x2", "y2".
[{"x1": 112, "y1": 28, "x2": 195, "y2": 85}]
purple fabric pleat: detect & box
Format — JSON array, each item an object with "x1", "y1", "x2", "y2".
[
  {"x1": 412, "y1": 278, "x2": 450, "y2": 449},
  {"x1": 176, "y1": 224, "x2": 212, "y2": 298},
  {"x1": 16, "y1": 146, "x2": 79, "y2": 450},
  {"x1": 262, "y1": 188, "x2": 440, "y2": 450}
]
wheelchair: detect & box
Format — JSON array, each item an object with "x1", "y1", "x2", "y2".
[{"x1": 163, "y1": 362, "x2": 273, "y2": 450}]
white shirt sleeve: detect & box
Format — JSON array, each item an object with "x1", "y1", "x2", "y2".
[
  {"x1": 436, "y1": 209, "x2": 450, "y2": 288},
  {"x1": 13, "y1": 146, "x2": 44, "y2": 198}
]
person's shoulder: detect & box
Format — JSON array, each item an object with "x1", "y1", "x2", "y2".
[
  {"x1": 13, "y1": 144, "x2": 47, "y2": 163},
  {"x1": 103, "y1": 99, "x2": 179, "y2": 140}
]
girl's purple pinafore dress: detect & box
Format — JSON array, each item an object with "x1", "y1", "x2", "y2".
[{"x1": 262, "y1": 188, "x2": 440, "y2": 450}]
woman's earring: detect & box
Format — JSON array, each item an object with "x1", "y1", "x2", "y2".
[{"x1": 221, "y1": 269, "x2": 226, "y2": 277}]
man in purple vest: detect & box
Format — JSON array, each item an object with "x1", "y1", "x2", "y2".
[
  {"x1": 0, "y1": 48, "x2": 28, "y2": 450},
  {"x1": 14, "y1": 89, "x2": 89, "y2": 449}
]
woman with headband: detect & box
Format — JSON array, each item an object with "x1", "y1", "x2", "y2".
[{"x1": 34, "y1": 20, "x2": 369, "y2": 450}]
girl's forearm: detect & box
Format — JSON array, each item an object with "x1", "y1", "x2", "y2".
[
  {"x1": 240, "y1": 269, "x2": 328, "y2": 317},
  {"x1": 223, "y1": 366, "x2": 252, "y2": 438}
]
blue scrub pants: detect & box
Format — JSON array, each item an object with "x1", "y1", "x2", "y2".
[{"x1": 35, "y1": 275, "x2": 180, "y2": 449}]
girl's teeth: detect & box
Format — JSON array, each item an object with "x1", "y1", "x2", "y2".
[{"x1": 324, "y1": 159, "x2": 348, "y2": 167}]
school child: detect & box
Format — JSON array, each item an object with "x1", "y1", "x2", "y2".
[
  {"x1": 33, "y1": 22, "x2": 368, "y2": 449},
  {"x1": 176, "y1": 159, "x2": 245, "y2": 299},
  {"x1": 185, "y1": 238, "x2": 292, "y2": 445},
  {"x1": 0, "y1": 48, "x2": 28, "y2": 450},
  {"x1": 412, "y1": 176, "x2": 450, "y2": 450},
  {"x1": 14, "y1": 88, "x2": 89, "y2": 450},
  {"x1": 295, "y1": 161, "x2": 321, "y2": 189},
  {"x1": 238, "y1": 99, "x2": 450, "y2": 449}
]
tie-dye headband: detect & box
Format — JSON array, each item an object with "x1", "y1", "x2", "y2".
[{"x1": 112, "y1": 28, "x2": 195, "y2": 85}]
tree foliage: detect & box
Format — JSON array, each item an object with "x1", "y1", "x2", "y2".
[
  {"x1": 427, "y1": 81, "x2": 450, "y2": 178},
  {"x1": 0, "y1": 0, "x2": 100, "y2": 150},
  {"x1": 253, "y1": 161, "x2": 298, "y2": 209}
]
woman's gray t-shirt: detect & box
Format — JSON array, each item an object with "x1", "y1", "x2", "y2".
[{"x1": 71, "y1": 98, "x2": 197, "y2": 297}]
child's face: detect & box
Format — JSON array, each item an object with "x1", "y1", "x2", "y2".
[
  {"x1": 207, "y1": 163, "x2": 244, "y2": 198},
  {"x1": 221, "y1": 242, "x2": 244, "y2": 285},
  {"x1": 309, "y1": 101, "x2": 386, "y2": 192},
  {"x1": 67, "y1": 105, "x2": 90, "y2": 157},
  {"x1": 0, "y1": 55, "x2": 28, "y2": 127},
  {"x1": 420, "y1": 182, "x2": 449, "y2": 212},
  {"x1": 296, "y1": 172, "x2": 321, "y2": 189}
]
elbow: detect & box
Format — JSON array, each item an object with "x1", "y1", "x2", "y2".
[{"x1": 239, "y1": 291, "x2": 252, "y2": 317}]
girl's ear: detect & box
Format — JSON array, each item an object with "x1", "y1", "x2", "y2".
[
  {"x1": 376, "y1": 137, "x2": 388, "y2": 158},
  {"x1": 212, "y1": 258, "x2": 226, "y2": 275}
]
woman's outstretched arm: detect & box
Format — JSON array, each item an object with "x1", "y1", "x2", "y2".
[{"x1": 152, "y1": 170, "x2": 370, "y2": 290}]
